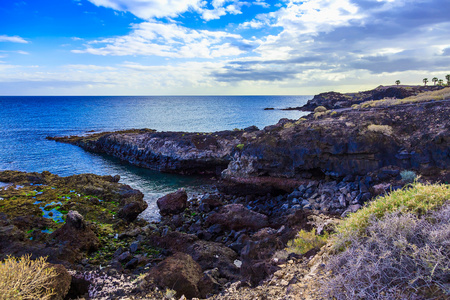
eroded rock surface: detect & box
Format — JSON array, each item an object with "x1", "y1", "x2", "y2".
[
  {"x1": 48, "y1": 128, "x2": 255, "y2": 175},
  {"x1": 223, "y1": 100, "x2": 450, "y2": 181}
]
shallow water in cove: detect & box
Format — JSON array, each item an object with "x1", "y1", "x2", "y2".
[{"x1": 0, "y1": 96, "x2": 309, "y2": 221}]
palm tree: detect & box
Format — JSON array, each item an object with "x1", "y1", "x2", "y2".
[
  {"x1": 446, "y1": 74, "x2": 450, "y2": 85},
  {"x1": 432, "y1": 77, "x2": 438, "y2": 85},
  {"x1": 423, "y1": 78, "x2": 428, "y2": 86},
  {"x1": 438, "y1": 79, "x2": 444, "y2": 86},
  {"x1": 395, "y1": 80, "x2": 401, "y2": 86}
]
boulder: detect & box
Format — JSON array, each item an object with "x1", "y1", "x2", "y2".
[
  {"x1": 148, "y1": 252, "x2": 203, "y2": 299},
  {"x1": 117, "y1": 186, "x2": 147, "y2": 222},
  {"x1": 205, "y1": 204, "x2": 269, "y2": 231},
  {"x1": 157, "y1": 188, "x2": 188, "y2": 216},
  {"x1": 240, "y1": 228, "x2": 284, "y2": 285},
  {"x1": 51, "y1": 211, "x2": 99, "y2": 262},
  {"x1": 148, "y1": 231, "x2": 240, "y2": 280},
  {"x1": 47, "y1": 263, "x2": 72, "y2": 300}
]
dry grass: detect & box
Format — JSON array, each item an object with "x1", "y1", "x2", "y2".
[
  {"x1": 285, "y1": 229, "x2": 329, "y2": 255},
  {"x1": 324, "y1": 204, "x2": 450, "y2": 299},
  {"x1": 356, "y1": 87, "x2": 450, "y2": 109},
  {"x1": 367, "y1": 124, "x2": 393, "y2": 136},
  {"x1": 314, "y1": 106, "x2": 327, "y2": 113},
  {"x1": 0, "y1": 255, "x2": 58, "y2": 300},
  {"x1": 333, "y1": 182, "x2": 450, "y2": 250}
]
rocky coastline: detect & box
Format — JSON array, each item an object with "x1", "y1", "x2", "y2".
[{"x1": 2, "y1": 86, "x2": 449, "y2": 299}]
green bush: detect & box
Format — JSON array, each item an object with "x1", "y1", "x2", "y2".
[
  {"x1": 236, "y1": 143, "x2": 244, "y2": 151},
  {"x1": 0, "y1": 255, "x2": 58, "y2": 300},
  {"x1": 285, "y1": 229, "x2": 328, "y2": 255}
]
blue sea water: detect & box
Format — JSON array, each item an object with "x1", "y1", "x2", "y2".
[{"x1": 0, "y1": 96, "x2": 309, "y2": 220}]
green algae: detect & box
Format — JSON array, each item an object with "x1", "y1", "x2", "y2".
[{"x1": 0, "y1": 170, "x2": 152, "y2": 267}]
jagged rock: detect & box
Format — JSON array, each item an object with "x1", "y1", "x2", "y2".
[
  {"x1": 157, "y1": 188, "x2": 188, "y2": 216},
  {"x1": 205, "y1": 204, "x2": 269, "y2": 231},
  {"x1": 223, "y1": 100, "x2": 450, "y2": 183},
  {"x1": 48, "y1": 129, "x2": 245, "y2": 175}
]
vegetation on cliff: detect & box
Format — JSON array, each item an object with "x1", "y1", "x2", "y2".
[{"x1": 324, "y1": 182, "x2": 450, "y2": 299}]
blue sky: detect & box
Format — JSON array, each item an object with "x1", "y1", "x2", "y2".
[{"x1": 1, "y1": 0, "x2": 450, "y2": 95}]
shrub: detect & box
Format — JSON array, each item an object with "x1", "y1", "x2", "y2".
[
  {"x1": 314, "y1": 106, "x2": 327, "y2": 113},
  {"x1": 0, "y1": 255, "x2": 58, "y2": 300},
  {"x1": 285, "y1": 229, "x2": 329, "y2": 255},
  {"x1": 323, "y1": 204, "x2": 450, "y2": 299},
  {"x1": 400, "y1": 170, "x2": 417, "y2": 183},
  {"x1": 367, "y1": 124, "x2": 393, "y2": 136},
  {"x1": 235, "y1": 143, "x2": 244, "y2": 150},
  {"x1": 333, "y1": 182, "x2": 450, "y2": 250},
  {"x1": 294, "y1": 118, "x2": 307, "y2": 125},
  {"x1": 283, "y1": 122, "x2": 295, "y2": 129}
]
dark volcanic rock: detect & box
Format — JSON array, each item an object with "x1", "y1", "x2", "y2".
[
  {"x1": 48, "y1": 129, "x2": 245, "y2": 175},
  {"x1": 157, "y1": 188, "x2": 188, "y2": 216},
  {"x1": 48, "y1": 263, "x2": 72, "y2": 300},
  {"x1": 299, "y1": 85, "x2": 445, "y2": 111},
  {"x1": 205, "y1": 204, "x2": 269, "y2": 231},
  {"x1": 199, "y1": 193, "x2": 224, "y2": 212},
  {"x1": 51, "y1": 211, "x2": 100, "y2": 262},
  {"x1": 148, "y1": 252, "x2": 203, "y2": 299},
  {"x1": 148, "y1": 231, "x2": 239, "y2": 280},
  {"x1": 223, "y1": 100, "x2": 450, "y2": 181},
  {"x1": 301, "y1": 91, "x2": 353, "y2": 111}
]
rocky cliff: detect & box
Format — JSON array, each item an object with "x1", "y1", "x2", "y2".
[
  {"x1": 224, "y1": 100, "x2": 449, "y2": 184},
  {"x1": 49, "y1": 128, "x2": 257, "y2": 175}
]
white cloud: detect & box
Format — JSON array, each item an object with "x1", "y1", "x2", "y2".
[
  {"x1": 274, "y1": 0, "x2": 363, "y2": 35},
  {"x1": 0, "y1": 35, "x2": 29, "y2": 43},
  {"x1": 199, "y1": 0, "x2": 247, "y2": 21},
  {"x1": 73, "y1": 21, "x2": 250, "y2": 58},
  {"x1": 254, "y1": 0, "x2": 269, "y2": 8},
  {"x1": 87, "y1": 0, "x2": 202, "y2": 19},
  {"x1": 65, "y1": 64, "x2": 117, "y2": 71}
]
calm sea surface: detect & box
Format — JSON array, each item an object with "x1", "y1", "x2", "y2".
[{"x1": 0, "y1": 96, "x2": 309, "y2": 220}]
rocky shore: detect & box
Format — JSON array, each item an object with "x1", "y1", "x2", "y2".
[
  {"x1": 47, "y1": 128, "x2": 257, "y2": 176},
  {"x1": 3, "y1": 86, "x2": 449, "y2": 299},
  {"x1": 50, "y1": 87, "x2": 450, "y2": 189}
]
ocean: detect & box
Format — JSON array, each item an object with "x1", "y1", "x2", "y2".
[{"x1": 0, "y1": 96, "x2": 309, "y2": 220}]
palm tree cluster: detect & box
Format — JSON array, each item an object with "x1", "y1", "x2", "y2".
[{"x1": 422, "y1": 75, "x2": 450, "y2": 86}]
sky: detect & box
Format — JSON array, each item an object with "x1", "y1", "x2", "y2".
[{"x1": 1, "y1": 0, "x2": 450, "y2": 95}]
